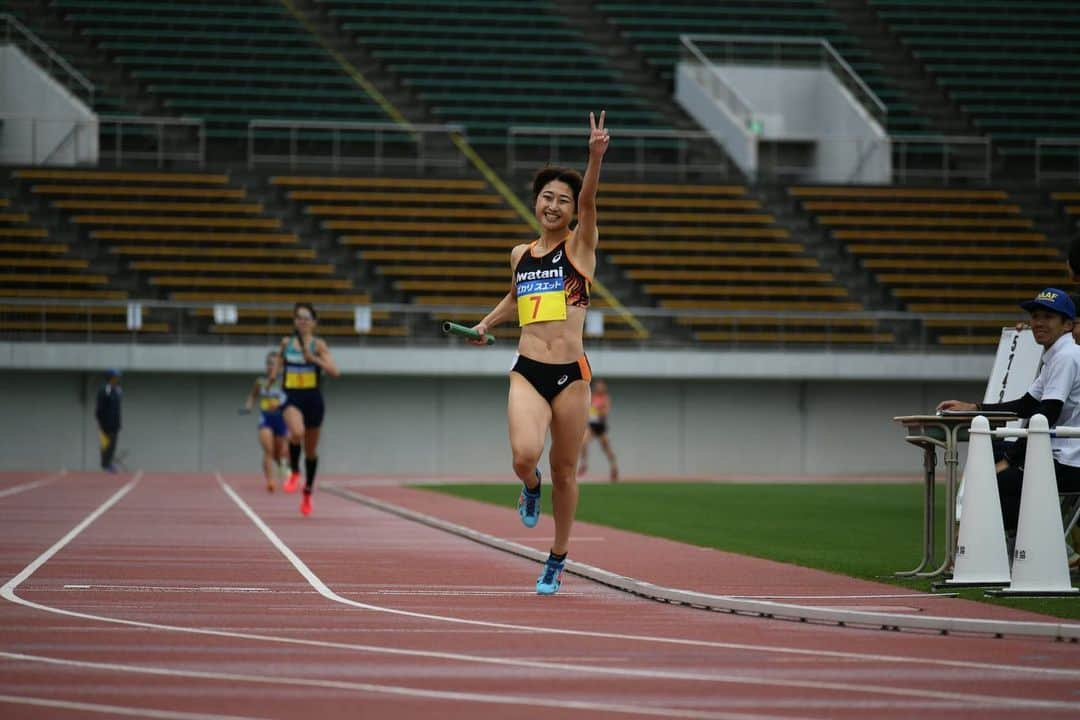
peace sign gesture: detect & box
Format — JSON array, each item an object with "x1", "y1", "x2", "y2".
[{"x1": 588, "y1": 110, "x2": 610, "y2": 157}]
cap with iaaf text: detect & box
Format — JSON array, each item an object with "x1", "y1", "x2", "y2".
[{"x1": 1020, "y1": 287, "x2": 1076, "y2": 320}]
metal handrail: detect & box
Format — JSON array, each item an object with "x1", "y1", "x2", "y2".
[
  {"x1": 0, "y1": 296, "x2": 1025, "y2": 353},
  {"x1": 101, "y1": 115, "x2": 206, "y2": 168},
  {"x1": 891, "y1": 134, "x2": 992, "y2": 185},
  {"x1": 0, "y1": 297, "x2": 1022, "y2": 320},
  {"x1": 506, "y1": 125, "x2": 728, "y2": 179},
  {"x1": 678, "y1": 35, "x2": 757, "y2": 128},
  {"x1": 819, "y1": 39, "x2": 887, "y2": 124},
  {"x1": 1034, "y1": 137, "x2": 1080, "y2": 184},
  {"x1": 1, "y1": 13, "x2": 94, "y2": 107},
  {"x1": 247, "y1": 120, "x2": 468, "y2": 172}
]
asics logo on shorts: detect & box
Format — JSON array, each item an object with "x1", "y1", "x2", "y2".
[
  {"x1": 557, "y1": 375, "x2": 569, "y2": 386},
  {"x1": 552, "y1": 250, "x2": 562, "y2": 264}
]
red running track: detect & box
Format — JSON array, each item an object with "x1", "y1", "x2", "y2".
[{"x1": 1, "y1": 470, "x2": 1078, "y2": 720}]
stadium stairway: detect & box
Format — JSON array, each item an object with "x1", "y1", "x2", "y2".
[
  {"x1": 285, "y1": 0, "x2": 433, "y2": 126},
  {"x1": 319, "y1": 0, "x2": 672, "y2": 164}
]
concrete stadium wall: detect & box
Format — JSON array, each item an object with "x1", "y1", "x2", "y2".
[{"x1": 0, "y1": 370, "x2": 982, "y2": 478}]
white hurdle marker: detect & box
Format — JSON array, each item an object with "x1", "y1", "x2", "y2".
[
  {"x1": 940, "y1": 415, "x2": 1011, "y2": 588},
  {"x1": 981, "y1": 414, "x2": 1079, "y2": 597}
]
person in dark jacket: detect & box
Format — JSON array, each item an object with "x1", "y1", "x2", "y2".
[{"x1": 95, "y1": 369, "x2": 122, "y2": 473}]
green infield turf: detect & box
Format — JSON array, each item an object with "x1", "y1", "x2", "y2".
[{"x1": 422, "y1": 482, "x2": 1080, "y2": 621}]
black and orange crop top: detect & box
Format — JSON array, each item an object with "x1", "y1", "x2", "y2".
[{"x1": 513, "y1": 240, "x2": 591, "y2": 326}]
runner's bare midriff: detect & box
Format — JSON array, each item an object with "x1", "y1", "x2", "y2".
[{"x1": 518, "y1": 305, "x2": 586, "y2": 363}]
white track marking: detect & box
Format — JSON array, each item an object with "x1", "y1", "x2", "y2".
[
  {"x1": 62, "y1": 584, "x2": 271, "y2": 593},
  {"x1": 0, "y1": 651, "x2": 802, "y2": 720},
  {"x1": 507, "y1": 536, "x2": 607, "y2": 541},
  {"x1": 219, "y1": 479, "x2": 1080, "y2": 680},
  {"x1": 0, "y1": 475, "x2": 1077, "y2": 714},
  {"x1": 0, "y1": 692, "x2": 264, "y2": 720},
  {"x1": 728, "y1": 594, "x2": 957, "y2": 600},
  {"x1": 0, "y1": 471, "x2": 65, "y2": 500}
]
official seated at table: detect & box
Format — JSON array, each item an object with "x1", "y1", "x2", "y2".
[{"x1": 937, "y1": 288, "x2": 1080, "y2": 546}]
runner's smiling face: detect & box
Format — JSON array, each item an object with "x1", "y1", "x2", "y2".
[{"x1": 535, "y1": 180, "x2": 575, "y2": 233}]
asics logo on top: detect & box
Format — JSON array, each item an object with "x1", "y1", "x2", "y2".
[
  {"x1": 557, "y1": 375, "x2": 569, "y2": 386},
  {"x1": 552, "y1": 250, "x2": 563, "y2": 264}
]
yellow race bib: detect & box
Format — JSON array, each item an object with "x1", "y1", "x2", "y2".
[
  {"x1": 516, "y1": 276, "x2": 567, "y2": 326},
  {"x1": 284, "y1": 366, "x2": 318, "y2": 389}
]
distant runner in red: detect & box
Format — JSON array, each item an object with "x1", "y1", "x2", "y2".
[{"x1": 579, "y1": 378, "x2": 619, "y2": 483}]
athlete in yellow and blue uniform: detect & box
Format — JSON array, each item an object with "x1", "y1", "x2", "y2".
[
  {"x1": 243, "y1": 352, "x2": 289, "y2": 492},
  {"x1": 278, "y1": 302, "x2": 340, "y2": 516},
  {"x1": 469, "y1": 111, "x2": 610, "y2": 595}
]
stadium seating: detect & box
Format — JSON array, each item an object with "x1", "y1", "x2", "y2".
[
  {"x1": 10, "y1": 168, "x2": 402, "y2": 338},
  {"x1": 599, "y1": 182, "x2": 890, "y2": 345},
  {"x1": 1050, "y1": 191, "x2": 1080, "y2": 231},
  {"x1": 868, "y1": 0, "x2": 1080, "y2": 155},
  {"x1": 320, "y1": 0, "x2": 670, "y2": 143},
  {"x1": 595, "y1": 0, "x2": 931, "y2": 135},
  {"x1": 53, "y1": 0, "x2": 384, "y2": 138},
  {"x1": 0, "y1": 184, "x2": 175, "y2": 335},
  {"x1": 791, "y1": 185, "x2": 1067, "y2": 345},
  {"x1": 272, "y1": 174, "x2": 641, "y2": 341}
]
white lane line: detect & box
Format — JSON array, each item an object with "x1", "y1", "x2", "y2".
[
  {"x1": 0, "y1": 650, "x2": 795, "y2": 720},
  {"x1": 62, "y1": 585, "x2": 271, "y2": 593},
  {"x1": 2, "y1": 474, "x2": 140, "y2": 594},
  {"x1": 0, "y1": 473, "x2": 1076, "y2": 715},
  {"x1": 0, "y1": 692, "x2": 265, "y2": 720},
  {"x1": 728, "y1": 594, "x2": 957, "y2": 601},
  {"x1": 0, "y1": 471, "x2": 65, "y2": 500}
]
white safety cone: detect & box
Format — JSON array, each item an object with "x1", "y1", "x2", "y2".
[
  {"x1": 941, "y1": 416, "x2": 1011, "y2": 588},
  {"x1": 990, "y1": 414, "x2": 1078, "y2": 596}
]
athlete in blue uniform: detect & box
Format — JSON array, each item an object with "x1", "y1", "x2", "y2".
[
  {"x1": 278, "y1": 302, "x2": 340, "y2": 516},
  {"x1": 243, "y1": 351, "x2": 289, "y2": 492},
  {"x1": 470, "y1": 111, "x2": 610, "y2": 595}
]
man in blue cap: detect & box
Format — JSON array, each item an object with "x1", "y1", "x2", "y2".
[
  {"x1": 938, "y1": 288, "x2": 1080, "y2": 539},
  {"x1": 95, "y1": 369, "x2": 123, "y2": 473}
]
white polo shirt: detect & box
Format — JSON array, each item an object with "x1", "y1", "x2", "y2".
[{"x1": 1028, "y1": 332, "x2": 1080, "y2": 467}]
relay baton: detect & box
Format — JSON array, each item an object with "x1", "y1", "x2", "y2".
[{"x1": 442, "y1": 321, "x2": 495, "y2": 345}]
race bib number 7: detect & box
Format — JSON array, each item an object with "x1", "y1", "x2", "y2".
[{"x1": 516, "y1": 277, "x2": 567, "y2": 326}]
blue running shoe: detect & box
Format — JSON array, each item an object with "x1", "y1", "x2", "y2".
[
  {"x1": 517, "y1": 469, "x2": 542, "y2": 528},
  {"x1": 536, "y1": 555, "x2": 565, "y2": 595}
]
